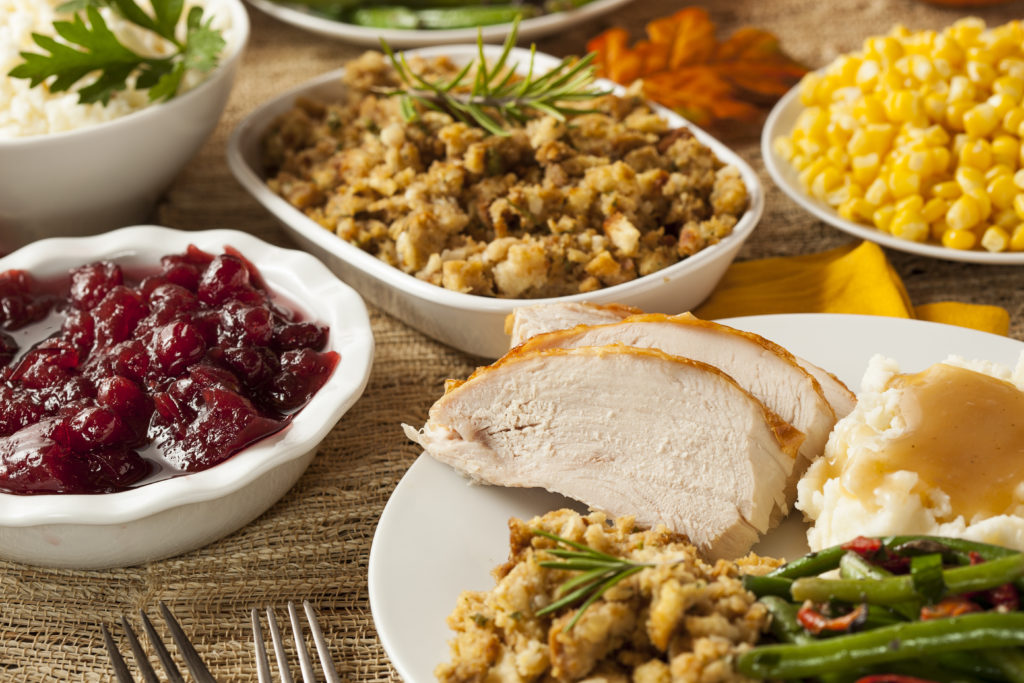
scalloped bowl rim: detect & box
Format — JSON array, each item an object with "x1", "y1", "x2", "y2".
[
  {"x1": 0, "y1": 226, "x2": 374, "y2": 527},
  {"x1": 227, "y1": 44, "x2": 764, "y2": 315},
  {"x1": 0, "y1": 0, "x2": 250, "y2": 148}
]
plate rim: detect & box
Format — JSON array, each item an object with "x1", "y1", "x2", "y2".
[{"x1": 762, "y1": 84, "x2": 1024, "y2": 266}]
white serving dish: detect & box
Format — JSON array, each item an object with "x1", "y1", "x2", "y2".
[
  {"x1": 245, "y1": 0, "x2": 635, "y2": 48},
  {"x1": 763, "y1": 83, "x2": 1024, "y2": 265},
  {"x1": 369, "y1": 313, "x2": 1024, "y2": 681},
  {"x1": 0, "y1": 0, "x2": 250, "y2": 253},
  {"x1": 0, "y1": 226, "x2": 374, "y2": 569},
  {"x1": 228, "y1": 45, "x2": 764, "y2": 358}
]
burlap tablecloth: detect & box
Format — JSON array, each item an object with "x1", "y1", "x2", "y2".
[{"x1": 4, "y1": 0, "x2": 1024, "y2": 680}]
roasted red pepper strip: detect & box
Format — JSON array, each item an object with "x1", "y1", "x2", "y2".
[
  {"x1": 920, "y1": 596, "x2": 982, "y2": 620},
  {"x1": 797, "y1": 602, "x2": 866, "y2": 634},
  {"x1": 842, "y1": 536, "x2": 883, "y2": 557}
]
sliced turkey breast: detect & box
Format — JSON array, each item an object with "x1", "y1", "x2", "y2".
[
  {"x1": 403, "y1": 345, "x2": 804, "y2": 560},
  {"x1": 515, "y1": 312, "x2": 837, "y2": 488},
  {"x1": 506, "y1": 302, "x2": 857, "y2": 420},
  {"x1": 505, "y1": 302, "x2": 642, "y2": 348}
]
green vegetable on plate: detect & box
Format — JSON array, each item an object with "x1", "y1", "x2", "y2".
[
  {"x1": 274, "y1": 0, "x2": 597, "y2": 29},
  {"x1": 8, "y1": 0, "x2": 226, "y2": 105}
]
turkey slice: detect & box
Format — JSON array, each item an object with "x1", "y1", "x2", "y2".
[{"x1": 403, "y1": 345, "x2": 804, "y2": 560}]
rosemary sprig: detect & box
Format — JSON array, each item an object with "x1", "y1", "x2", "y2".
[
  {"x1": 532, "y1": 528, "x2": 653, "y2": 632},
  {"x1": 378, "y1": 18, "x2": 610, "y2": 136}
]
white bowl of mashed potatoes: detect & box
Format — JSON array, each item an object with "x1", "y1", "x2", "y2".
[
  {"x1": 0, "y1": 0, "x2": 249, "y2": 252},
  {"x1": 797, "y1": 353, "x2": 1024, "y2": 551}
]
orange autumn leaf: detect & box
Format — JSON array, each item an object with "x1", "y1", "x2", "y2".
[{"x1": 587, "y1": 7, "x2": 808, "y2": 127}]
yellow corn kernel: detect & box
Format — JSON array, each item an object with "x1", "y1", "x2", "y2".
[
  {"x1": 891, "y1": 209, "x2": 929, "y2": 242},
  {"x1": 797, "y1": 138, "x2": 825, "y2": 159},
  {"x1": 811, "y1": 166, "x2": 844, "y2": 200},
  {"x1": 851, "y1": 153, "x2": 881, "y2": 185},
  {"x1": 1003, "y1": 107, "x2": 1024, "y2": 134},
  {"x1": 987, "y1": 92, "x2": 1016, "y2": 119},
  {"x1": 923, "y1": 197, "x2": 949, "y2": 222},
  {"x1": 963, "y1": 102, "x2": 999, "y2": 137},
  {"x1": 994, "y1": 207, "x2": 1019, "y2": 230},
  {"x1": 799, "y1": 72, "x2": 824, "y2": 106},
  {"x1": 865, "y1": 177, "x2": 891, "y2": 206},
  {"x1": 955, "y1": 165, "x2": 987, "y2": 192},
  {"x1": 1014, "y1": 193, "x2": 1024, "y2": 220},
  {"x1": 1014, "y1": 168, "x2": 1024, "y2": 189},
  {"x1": 924, "y1": 92, "x2": 947, "y2": 121},
  {"x1": 896, "y1": 195, "x2": 925, "y2": 214},
  {"x1": 794, "y1": 107, "x2": 829, "y2": 142},
  {"x1": 988, "y1": 174, "x2": 1018, "y2": 210},
  {"x1": 966, "y1": 187, "x2": 993, "y2": 221},
  {"x1": 888, "y1": 169, "x2": 922, "y2": 198},
  {"x1": 981, "y1": 225, "x2": 1010, "y2": 252},
  {"x1": 838, "y1": 197, "x2": 875, "y2": 222},
  {"x1": 948, "y1": 75, "x2": 975, "y2": 102},
  {"x1": 986, "y1": 164, "x2": 1014, "y2": 181},
  {"x1": 848, "y1": 124, "x2": 895, "y2": 156},
  {"x1": 994, "y1": 75, "x2": 1024, "y2": 100},
  {"x1": 960, "y1": 138, "x2": 993, "y2": 169},
  {"x1": 929, "y1": 147, "x2": 952, "y2": 175},
  {"x1": 942, "y1": 227, "x2": 978, "y2": 250},
  {"x1": 884, "y1": 90, "x2": 922, "y2": 123},
  {"x1": 1000, "y1": 57, "x2": 1024, "y2": 81},
  {"x1": 951, "y1": 17, "x2": 985, "y2": 46},
  {"x1": 930, "y1": 218, "x2": 950, "y2": 241},
  {"x1": 992, "y1": 135, "x2": 1019, "y2": 168},
  {"x1": 865, "y1": 36, "x2": 903, "y2": 63},
  {"x1": 931, "y1": 180, "x2": 962, "y2": 199},
  {"x1": 773, "y1": 136, "x2": 796, "y2": 162},
  {"x1": 853, "y1": 95, "x2": 887, "y2": 123},
  {"x1": 856, "y1": 59, "x2": 881, "y2": 91},
  {"x1": 967, "y1": 60, "x2": 997, "y2": 87},
  {"x1": 945, "y1": 101, "x2": 972, "y2": 131},
  {"x1": 946, "y1": 194, "x2": 983, "y2": 230},
  {"x1": 873, "y1": 204, "x2": 896, "y2": 233},
  {"x1": 1011, "y1": 224, "x2": 1024, "y2": 251},
  {"x1": 798, "y1": 156, "x2": 830, "y2": 189}
]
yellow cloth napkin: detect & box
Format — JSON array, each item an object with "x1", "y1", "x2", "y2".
[{"x1": 694, "y1": 241, "x2": 1010, "y2": 336}]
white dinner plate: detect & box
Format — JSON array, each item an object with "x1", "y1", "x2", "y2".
[
  {"x1": 369, "y1": 313, "x2": 1024, "y2": 681},
  {"x1": 245, "y1": 0, "x2": 635, "y2": 48},
  {"x1": 763, "y1": 86, "x2": 1024, "y2": 265}
]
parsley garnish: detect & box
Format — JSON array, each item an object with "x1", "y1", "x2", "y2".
[{"x1": 8, "y1": 0, "x2": 227, "y2": 105}]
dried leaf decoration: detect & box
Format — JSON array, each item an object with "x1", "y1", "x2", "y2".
[{"x1": 587, "y1": 7, "x2": 808, "y2": 127}]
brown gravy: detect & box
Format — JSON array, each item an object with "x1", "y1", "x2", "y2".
[{"x1": 869, "y1": 363, "x2": 1024, "y2": 520}]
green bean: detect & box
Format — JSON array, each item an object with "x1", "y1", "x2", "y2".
[
  {"x1": 935, "y1": 651, "x2": 1008, "y2": 680},
  {"x1": 742, "y1": 573, "x2": 793, "y2": 598},
  {"x1": 345, "y1": 4, "x2": 538, "y2": 28},
  {"x1": 840, "y1": 551, "x2": 893, "y2": 580},
  {"x1": 768, "y1": 546, "x2": 847, "y2": 579},
  {"x1": 982, "y1": 647, "x2": 1024, "y2": 683},
  {"x1": 735, "y1": 613, "x2": 1024, "y2": 678},
  {"x1": 791, "y1": 552, "x2": 1024, "y2": 604},
  {"x1": 760, "y1": 595, "x2": 813, "y2": 645}
]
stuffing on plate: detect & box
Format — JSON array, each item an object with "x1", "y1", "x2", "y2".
[
  {"x1": 436, "y1": 508, "x2": 780, "y2": 683},
  {"x1": 261, "y1": 51, "x2": 748, "y2": 299}
]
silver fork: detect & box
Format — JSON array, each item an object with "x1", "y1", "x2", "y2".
[
  {"x1": 251, "y1": 601, "x2": 339, "y2": 683},
  {"x1": 101, "y1": 602, "x2": 216, "y2": 683}
]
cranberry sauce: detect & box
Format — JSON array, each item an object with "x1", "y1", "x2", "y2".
[{"x1": 0, "y1": 245, "x2": 339, "y2": 495}]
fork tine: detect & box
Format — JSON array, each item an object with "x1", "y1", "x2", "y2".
[
  {"x1": 303, "y1": 601, "x2": 340, "y2": 683},
  {"x1": 252, "y1": 608, "x2": 273, "y2": 683},
  {"x1": 101, "y1": 623, "x2": 135, "y2": 683},
  {"x1": 160, "y1": 602, "x2": 217, "y2": 683},
  {"x1": 139, "y1": 609, "x2": 185, "y2": 683},
  {"x1": 287, "y1": 602, "x2": 317, "y2": 683},
  {"x1": 121, "y1": 615, "x2": 160, "y2": 683},
  {"x1": 266, "y1": 606, "x2": 294, "y2": 683}
]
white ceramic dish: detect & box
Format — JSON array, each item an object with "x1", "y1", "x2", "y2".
[
  {"x1": 0, "y1": 226, "x2": 374, "y2": 569},
  {"x1": 245, "y1": 0, "x2": 634, "y2": 48},
  {"x1": 368, "y1": 313, "x2": 1024, "y2": 682},
  {"x1": 763, "y1": 84, "x2": 1024, "y2": 265},
  {"x1": 227, "y1": 45, "x2": 764, "y2": 358},
  {"x1": 0, "y1": 0, "x2": 250, "y2": 253}
]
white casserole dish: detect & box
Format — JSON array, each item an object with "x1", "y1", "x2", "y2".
[{"x1": 228, "y1": 45, "x2": 764, "y2": 358}]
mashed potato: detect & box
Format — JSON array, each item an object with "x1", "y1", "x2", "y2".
[
  {"x1": 0, "y1": 0, "x2": 232, "y2": 138},
  {"x1": 797, "y1": 353, "x2": 1024, "y2": 551}
]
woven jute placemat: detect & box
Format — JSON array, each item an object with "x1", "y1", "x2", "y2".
[{"x1": 3, "y1": 1, "x2": 1023, "y2": 680}]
